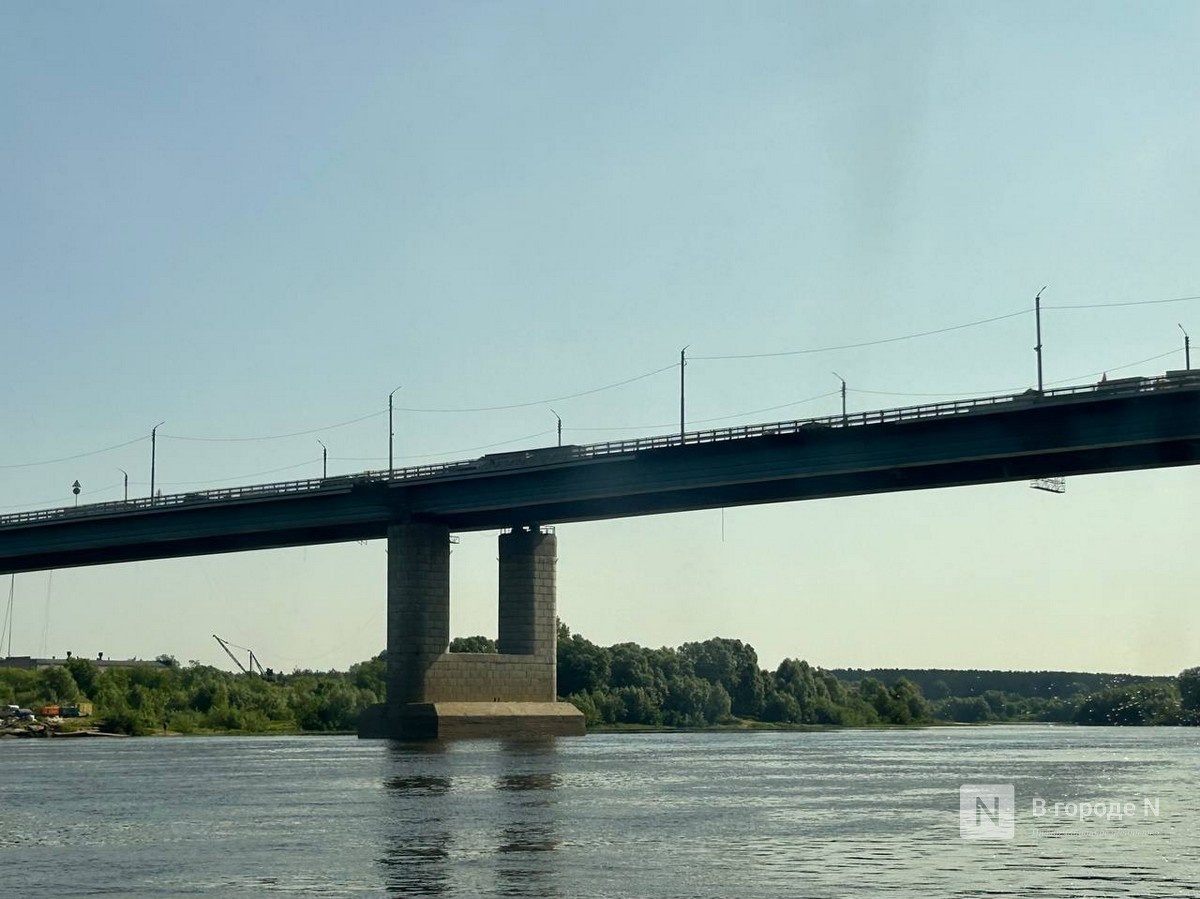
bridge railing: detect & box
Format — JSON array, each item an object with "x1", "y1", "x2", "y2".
[
  {"x1": 2, "y1": 370, "x2": 1194, "y2": 529},
  {"x1": 0, "y1": 459, "x2": 483, "y2": 528},
  {"x1": 574, "y1": 390, "x2": 1024, "y2": 457},
  {"x1": 574, "y1": 372, "x2": 1198, "y2": 458}
]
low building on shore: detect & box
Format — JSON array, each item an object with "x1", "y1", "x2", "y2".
[{"x1": 0, "y1": 654, "x2": 168, "y2": 672}]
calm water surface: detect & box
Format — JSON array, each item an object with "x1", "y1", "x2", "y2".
[{"x1": 1, "y1": 726, "x2": 1198, "y2": 897}]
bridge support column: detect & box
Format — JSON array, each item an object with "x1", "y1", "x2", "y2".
[
  {"x1": 498, "y1": 527, "x2": 557, "y2": 677},
  {"x1": 385, "y1": 522, "x2": 450, "y2": 706},
  {"x1": 359, "y1": 525, "x2": 584, "y2": 739}
]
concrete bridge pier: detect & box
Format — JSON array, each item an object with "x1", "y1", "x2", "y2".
[{"x1": 359, "y1": 523, "x2": 584, "y2": 739}]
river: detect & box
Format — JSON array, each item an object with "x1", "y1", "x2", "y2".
[{"x1": 1, "y1": 726, "x2": 1197, "y2": 897}]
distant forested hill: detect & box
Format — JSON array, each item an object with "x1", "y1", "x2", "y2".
[{"x1": 828, "y1": 669, "x2": 1173, "y2": 700}]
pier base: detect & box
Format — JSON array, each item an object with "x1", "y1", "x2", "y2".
[
  {"x1": 358, "y1": 524, "x2": 584, "y2": 739},
  {"x1": 360, "y1": 701, "x2": 584, "y2": 740}
]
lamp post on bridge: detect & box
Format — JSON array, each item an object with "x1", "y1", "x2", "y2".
[
  {"x1": 150, "y1": 421, "x2": 165, "y2": 503},
  {"x1": 317, "y1": 439, "x2": 328, "y2": 479},
  {"x1": 1180, "y1": 324, "x2": 1191, "y2": 370},
  {"x1": 1034, "y1": 286, "x2": 1047, "y2": 392},
  {"x1": 832, "y1": 372, "x2": 847, "y2": 425},
  {"x1": 388, "y1": 385, "x2": 402, "y2": 473},
  {"x1": 679, "y1": 346, "x2": 689, "y2": 439},
  {"x1": 550, "y1": 409, "x2": 562, "y2": 447},
  {"x1": 118, "y1": 468, "x2": 128, "y2": 501}
]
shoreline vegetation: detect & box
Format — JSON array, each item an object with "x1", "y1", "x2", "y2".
[{"x1": 2, "y1": 622, "x2": 1197, "y2": 737}]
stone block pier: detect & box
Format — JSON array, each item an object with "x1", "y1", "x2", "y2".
[{"x1": 359, "y1": 524, "x2": 584, "y2": 739}]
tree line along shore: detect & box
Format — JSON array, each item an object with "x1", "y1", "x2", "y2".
[{"x1": 2, "y1": 622, "x2": 1197, "y2": 736}]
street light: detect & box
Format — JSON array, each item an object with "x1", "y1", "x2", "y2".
[
  {"x1": 150, "y1": 421, "x2": 165, "y2": 502},
  {"x1": 550, "y1": 409, "x2": 562, "y2": 447},
  {"x1": 118, "y1": 468, "x2": 128, "y2": 501},
  {"x1": 1034, "y1": 286, "x2": 1047, "y2": 392},
  {"x1": 679, "y1": 346, "x2": 689, "y2": 439},
  {"x1": 317, "y1": 439, "x2": 328, "y2": 479},
  {"x1": 832, "y1": 372, "x2": 847, "y2": 424},
  {"x1": 388, "y1": 385, "x2": 402, "y2": 472},
  {"x1": 1180, "y1": 324, "x2": 1191, "y2": 370}
]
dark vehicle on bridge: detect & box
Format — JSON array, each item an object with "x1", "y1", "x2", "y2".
[{"x1": 471, "y1": 446, "x2": 583, "y2": 471}]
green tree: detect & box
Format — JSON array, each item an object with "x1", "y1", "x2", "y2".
[
  {"x1": 733, "y1": 665, "x2": 767, "y2": 719},
  {"x1": 609, "y1": 644, "x2": 659, "y2": 691},
  {"x1": 926, "y1": 679, "x2": 951, "y2": 700},
  {"x1": 981, "y1": 691, "x2": 1013, "y2": 720},
  {"x1": 681, "y1": 638, "x2": 764, "y2": 718},
  {"x1": 890, "y1": 678, "x2": 931, "y2": 724},
  {"x1": 703, "y1": 682, "x2": 732, "y2": 724},
  {"x1": 761, "y1": 690, "x2": 802, "y2": 723},
  {"x1": 350, "y1": 652, "x2": 386, "y2": 700},
  {"x1": 588, "y1": 688, "x2": 624, "y2": 724},
  {"x1": 1178, "y1": 667, "x2": 1200, "y2": 716},
  {"x1": 192, "y1": 679, "x2": 230, "y2": 713},
  {"x1": 63, "y1": 657, "x2": 100, "y2": 698},
  {"x1": 614, "y1": 686, "x2": 662, "y2": 725},
  {"x1": 565, "y1": 691, "x2": 603, "y2": 726},
  {"x1": 0, "y1": 668, "x2": 40, "y2": 706},
  {"x1": 775, "y1": 658, "x2": 839, "y2": 723},
  {"x1": 449, "y1": 636, "x2": 497, "y2": 653},
  {"x1": 681, "y1": 638, "x2": 738, "y2": 690},
  {"x1": 38, "y1": 666, "x2": 80, "y2": 704},
  {"x1": 1075, "y1": 682, "x2": 1182, "y2": 725},
  {"x1": 557, "y1": 633, "x2": 611, "y2": 696},
  {"x1": 857, "y1": 677, "x2": 892, "y2": 718},
  {"x1": 935, "y1": 696, "x2": 995, "y2": 723},
  {"x1": 662, "y1": 675, "x2": 708, "y2": 726}
]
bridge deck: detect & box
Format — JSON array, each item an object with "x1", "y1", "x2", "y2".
[{"x1": 1, "y1": 372, "x2": 1198, "y2": 573}]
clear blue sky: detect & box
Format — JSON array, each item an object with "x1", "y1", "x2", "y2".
[{"x1": 2, "y1": 2, "x2": 1198, "y2": 675}]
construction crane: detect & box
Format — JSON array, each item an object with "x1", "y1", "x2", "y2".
[{"x1": 212, "y1": 634, "x2": 265, "y2": 675}]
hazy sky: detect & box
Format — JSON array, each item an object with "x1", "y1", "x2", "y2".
[{"x1": 2, "y1": 2, "x2": 1198, "y2": 676}]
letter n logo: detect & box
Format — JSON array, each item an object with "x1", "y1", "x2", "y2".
[{"x1": 959, "y1": 784, "x2": 1015, "y2": 839}]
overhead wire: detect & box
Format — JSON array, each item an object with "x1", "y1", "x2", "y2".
[
  {"x1": 0, "y1": 435, "x2": 147, "y2": 470},
  {"x1": 691, "y1": 309, "x2": 1031, "y2": 361},
  {"x1": 0, "y1": 483, "x2": 121, "y2": 511},
  {"x1": 1046, "y1": 347, "x2": 1183, "y2": 385},
  {"x1": 393, "y1": 363, "x2": 678, "y2": 413},
  {"x1": 2, "y1": 291, "x2": 1195, "y2": 474},
  {"x1": 848, "y1": 347, "x2": 1184, "y2": 399},
  {"x1": 121, "y1": 429, "x2": 561, "y2": 492},
  {"x1": 3, "y1": 428, "x2": 560, "y2": 507},
  {"x1": 141, "y1": 363, "x2": 676, "y2": 445},
  {"x1": 333, "y1": 429, "x2": 557, "y2": 463},
  {"x1": 1044, "y1": 294, "x2": 1200, "y2": 310},
  {"x1": 690, "y1": 291, "x2": 1198, "y2": 362},
  {"x1": 564, "y1": 390, "x2": 840, "y2": 432},
  {"x1": 163, "y1": 410, "x2": 384, "y2": 442},
  {"x1": 156, "y1": 458, "x2": 323, "y2": 488}
]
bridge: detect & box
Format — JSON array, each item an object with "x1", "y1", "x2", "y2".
[{"x1": 3, "y1": 371, "x2": 1198, "y2": 737}]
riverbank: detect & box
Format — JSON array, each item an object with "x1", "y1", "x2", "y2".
[
  {"x1": 4, "y1": 636, "x2": 1195, "y2": 737},
  {"x1": 0, "y1": 719, "x2": 128, "y2": 738},
  {"x1": 4, "y1": 716, "x2": 1176, "y2": 741}
]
